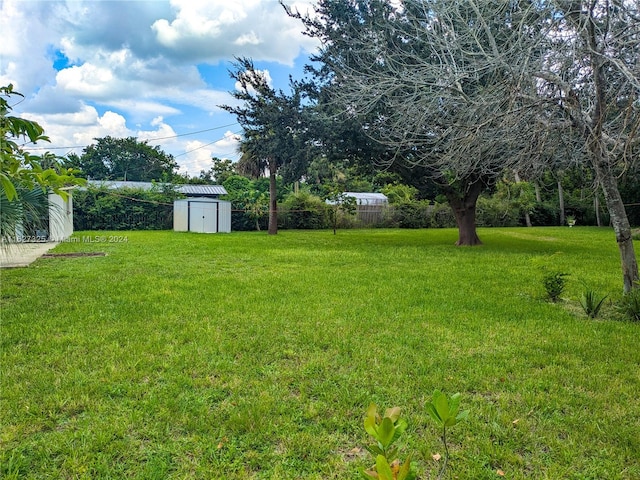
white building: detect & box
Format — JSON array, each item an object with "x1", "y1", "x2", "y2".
[{"x1": 173, "y1": 198, "x2": 232, "y2": 233}]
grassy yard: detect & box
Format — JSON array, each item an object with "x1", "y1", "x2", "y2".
[{"x1": 1, "y1": 227, "x2": 639, "y2": 479}]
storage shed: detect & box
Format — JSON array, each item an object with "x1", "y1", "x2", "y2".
[{"x1": 173, "y1": 198, "x2": 231, "y2": 233}]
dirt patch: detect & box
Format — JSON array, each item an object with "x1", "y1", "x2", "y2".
[{"x1": 42, "y1": 252, "x2": 106, "y2": 258}]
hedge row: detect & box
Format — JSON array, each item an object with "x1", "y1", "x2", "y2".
[{"x1": 72, "y1": 188, "x2": 623, "y2": 232}]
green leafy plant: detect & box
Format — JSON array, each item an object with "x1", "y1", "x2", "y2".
[
  {"x1": 326, "y1": 189, "x2": 357, "y2": 235},
  {"x1": 362, "y1": 404, "x2": 415, "y2": 480},
  {"x1": 579, "y1": 288, "x2": 608, "y2": 318},
  {"x1": 543, "y1": 271, "x2": 569, "y2": 302},
  {"x1": 617, "y1": 284, "x2": 640, "y2": 322},
  {"x1": 425, "y1": 390, "x2": 469, "y2": 480}
]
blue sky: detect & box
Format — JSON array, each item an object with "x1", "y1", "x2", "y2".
[{"x1": 1, "y1": 0, "x2": 319, "y2": 177}]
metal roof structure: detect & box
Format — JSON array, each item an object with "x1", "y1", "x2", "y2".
[
  {"x1": 86, "y1": 180, "x2": 227, "y2": 196},
  {"x1": 177, "y1": 184, "x2": 227, "y2": 196},
  {"x1": 326, "y1": 192, "x2": 388, "y2": 205}
]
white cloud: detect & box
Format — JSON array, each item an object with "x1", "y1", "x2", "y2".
[
  {"x1": 235, "y1": 31, "x2": 261, "y2": 46},
  {"x1": 137, "y1": 119, "x2": 178, "y2": 144},
  {"x1": 108, "y1": 100, "x2": 181, "y2": 118},
  {"x1": 0, "y1": 1, "x2": 60, "y2": 93},
  {"x1": 235, "y1": 69, "x2": 273, "y2": 95},
  {"x1": 177, "y1": 131, "x2": 240, "y2": 176},
  {"x1": 56, "y1": 63, "x2": 114, "y2": 97},
  {"x1": 2, "y1": 0, "x2": 314, "y2": 178},
  {"x1": 151, "y1": 0, "x2": 318, "y2": 64},
  {"x1": 26, "y1": 107, "x2": 131, "y2": 154}
]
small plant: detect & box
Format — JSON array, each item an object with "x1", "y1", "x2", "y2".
[
  {"x1": 617, "y1": 285, "x2": 640, "y2": 322},
  {"x1": 566, "y1": 215, "x2": 576, "y2": 227},
  {"x1": 543, "y1": 271, "x2": 569, "y2": 302},
  {"x1": 361, "y1": 404, "x2": 415, "y2": 480},
  {"x1": 425, "y1": 390, "x2": 469, "y2": 480},
  {"x1": 326, "y1": 188, "x2": 357, "y2": 235},
  {"x1": 579, "y1": 288, "x2": 608, "y2": 318}
]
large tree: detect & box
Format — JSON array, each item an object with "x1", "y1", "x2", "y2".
[
  {"x1": 67, "y1": 136, "x2": 178, "y2": 182},
  {"x1": 287, "y1": 0, "x2": 549, "y2": 245},
  {"x1": 532, "y1": 0, "x2": 639, "y2": 292},
  {"x1": 289, "y1": 0, "x2": 638, "y2": 290},
  {"x1": 222, "y1": 57, "x2": 307, "y2": 235}
]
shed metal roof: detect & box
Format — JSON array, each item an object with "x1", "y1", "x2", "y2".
[{"x1": 177, "y1": 184, "x2": 227, "y2": 195}]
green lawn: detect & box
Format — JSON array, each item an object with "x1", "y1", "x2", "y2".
[{"x1": 1, "y1": 227, "x2": 639, "y2": 479}]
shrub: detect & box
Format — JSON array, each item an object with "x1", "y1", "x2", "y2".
[
  {"x1": 579, "y1": 289, "x2": 608, "y2": 318},
  {"x1": 280, "y1": 191, "x2": 329, "y2": 230},
  {"x1": 617, "y1": 286, "x2": 640, "y2": 322},
  {"x1": 360, "y1": 393, "x2": 467, "y2": 480},
  {"x1": 381, "y1": 183, "x2": 418, "y2": 204},
  {"x1": 362, "y1": 405, "x2": 415, "y2": 480},
  {"x1": 429, "y1": 202, "x2": 457, "y2": 228},
  {"x1": 476, "y1": 195, "x2": 520, "y2": 227},
  {"x1": 529, "y1": 202, "x2": 560, "y2": 226},
  {"x1": 392, "y1": 201, "x2": 431, "y2": 229},
  {"x1": 73, "y1": 186, "x2": 181, "y2": 230},
  {"x1": 543, "y1": 271, "x2": 569, "y2": 302}
]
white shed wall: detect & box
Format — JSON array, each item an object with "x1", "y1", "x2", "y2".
[
  {"x1": 173, "y1": 198, "x2": 231, "y2": 233},
  {"x1": 48, "y1": 193, "x2": 74, "y2": 241}
]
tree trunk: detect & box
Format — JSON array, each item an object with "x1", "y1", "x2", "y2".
[
  {"x1": 597, "y1": 165, "x2": 639, "y2": 293},
  {"x1": 268, "y1": 157, "x2": 278, "y2": 235},
  {"x1": 585, "y1": 13, "x2": 639, "y2": 293},
  {"x1": 557, "y1": 177, "x2": 565, "y2": 226},
  {"x1": 444, "y1": 180, "x2": 483, "y2": 246},
  {"x1": 594, "y1": 194, "x2": 601, "y2": 227}
]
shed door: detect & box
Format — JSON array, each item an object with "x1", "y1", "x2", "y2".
[{"x1": 189, "y1": 201, "x2": 218, "y2": 233}]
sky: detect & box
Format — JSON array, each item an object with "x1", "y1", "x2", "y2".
[{"x1": 0, "y1": 0, "x2": 319, "y2": 177}]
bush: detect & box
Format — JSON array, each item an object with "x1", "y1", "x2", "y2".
[
  {"x1": 223, "y1": 176, "x2": 268, "y2": 231},
  {"x1": 393, "y1": 201, "x2": 431, "y2": 228},
  {"x1": 529, "y1": 202, "x2": 559, "y2": 226},
  {"x1": 73, "y1": 186, "x2": 182, "y2": 230},
  {"x1": 617, "y1": 286, "x2": 640, "y2": 322},
  {"x1": 429, "y1": 202, "x2": 457, "y2": 228},
  {"x1": 279, "y1": 191, "x2": 329, "y2": 230},
  {"x1": 579, "y1": 288, "x2": 608, "y2": 318},
  {"x1": 543, "y1": 271, "x2": 569, "y2": 302},
  {"x1": 476, "y1": 195, "x2": 520, "y2": 227}
]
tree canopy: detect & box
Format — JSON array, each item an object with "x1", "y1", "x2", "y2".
[
  {"x1": 66, "y1": 136, "x2": 178, "y2": 182},
  {"x1": 287, "y1": 0, "x2": 551, "y2": 245},
  {"x1": 221, "y1": 57, "x2": 308, "y2": 234}
]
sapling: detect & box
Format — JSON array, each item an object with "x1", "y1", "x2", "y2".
[
  {"x1": 361, "y1": 404, "x2": 415, "y2": 480},
  {"x1": 425, "y1": 390, "x2": 469, "y2": 480}
]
